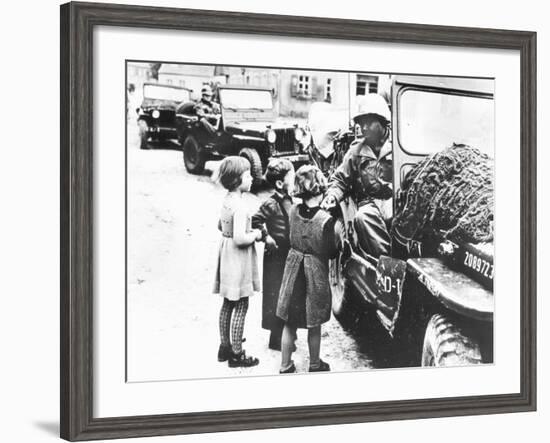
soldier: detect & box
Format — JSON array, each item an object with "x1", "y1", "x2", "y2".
[
  {"x1": 194, "y1": 84, "x2": 221, "y2": 134},
  {"x1": 321, "y1": 93, "x2": 393, "y2": 258}
]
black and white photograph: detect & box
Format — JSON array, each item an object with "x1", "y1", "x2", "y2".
[
  {"x1": 2, "y1": 0, "x2": 545, "y2": 442},
  {"x1": 126, "y1": 61, "x2": 495, "y2": 382}
]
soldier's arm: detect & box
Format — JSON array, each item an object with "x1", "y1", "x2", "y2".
[
  {"x1": 326, "y1": 150, "x2": 354, "y2": 202},
  {"x1": 377, "y1": 154, "x2": 394, "y2": 198},
  {"x1": 193, "y1": 103, "x2": 205, "y2": 118}
]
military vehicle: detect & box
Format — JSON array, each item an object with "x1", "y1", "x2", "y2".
[
  {"x1": 136, "y1": 82, "x2": 192, "y2": 149},
  {"x1": 310, "y1": 76, "x2": 494, "y2": 367},
  {"x1": 176, "y1": 84, "x2": 310, "y2": 187}
]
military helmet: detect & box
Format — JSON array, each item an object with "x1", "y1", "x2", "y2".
[
  {"x1": 201, "y1": 85, "x2": 213, "y2": 96},
  {"x1": 353, "y1": 93, "x2": 391, "y2": 124}
]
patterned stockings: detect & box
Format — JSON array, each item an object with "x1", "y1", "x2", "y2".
[{"x1": 219, "y1": 298, "x2": 249, "y2": 353}]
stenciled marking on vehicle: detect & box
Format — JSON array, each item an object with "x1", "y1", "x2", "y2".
[{"x1": 463, "y1": 250, "x2": 494, "y2": 280}]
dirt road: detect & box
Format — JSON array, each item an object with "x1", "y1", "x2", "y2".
[{"x1": 126, "y1": 122, "x2": 374, "y2": 382}]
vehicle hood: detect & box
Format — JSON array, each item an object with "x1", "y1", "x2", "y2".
[{"x1": 224, "y1": 120, "x2": 298, "y2": 136}]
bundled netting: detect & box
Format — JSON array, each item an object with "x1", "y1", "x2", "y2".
[{"x1": 392, "y1": 143, "x2": 494, "y2": 247}]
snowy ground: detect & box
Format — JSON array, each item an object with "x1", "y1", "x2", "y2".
[{"x1": 126, "y1": 120, "x2": 374, "y2": 382}]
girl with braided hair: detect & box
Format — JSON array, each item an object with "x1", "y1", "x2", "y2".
[{"x1": 276, "y1": 165, "x2": 338, "y2": 373}]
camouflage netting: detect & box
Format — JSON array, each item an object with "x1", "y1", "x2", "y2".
[{"x1": 392, "y1": 143, "x2": 494, "y2": 246}]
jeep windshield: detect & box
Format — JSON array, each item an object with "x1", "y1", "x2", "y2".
[
  {"x1": 143, "y1": 84, "x2": 190, "y2": 102},
  {"x1": 219, "y1": 89, "x2": 274, "y2": 111},
  {"x1": 398, "y1": 89, "x2": 494, "y2": 158}
]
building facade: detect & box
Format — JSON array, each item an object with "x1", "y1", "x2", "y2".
[
  {"x1": 157, "y1": 64, "x2": 222, "y2": 99},
  {"x1": 221, "y1": 66, "x2": 391, "y2": 119}
]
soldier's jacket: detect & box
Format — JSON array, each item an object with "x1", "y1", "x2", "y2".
[
  {"x1": 193, "y1": 99, "x2": 220, "y2": 118},
  {"x1": 327, "y1": 138, "x2": 393, "y2": 203}
]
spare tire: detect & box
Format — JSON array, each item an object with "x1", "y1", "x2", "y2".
[
  {"x1": 239, "y1": 148, "x2": 263, "y2": 189},
  {"x1": 422, "y1": 314, "x2": 483, "y2": 367}
]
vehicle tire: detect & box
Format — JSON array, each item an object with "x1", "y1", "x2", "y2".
[
  {"x1": 421, "y1": 314, "x2": 483, "y2": 367},
  {"x1": 239, "y1": 148, "x2": 263, "y2": 189},
  {"x1": 138, "y1": 119, "x2": 150, "y2": 150},
  {"x1": 329, "y1": 218, "x2": 361, "y2": 330},
  {"x1": 183, "y1": 135, "x2": 205, "y2": 174}
]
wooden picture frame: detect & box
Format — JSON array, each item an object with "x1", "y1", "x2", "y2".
[{"x1": 60, "y1": 1, "x2": 536, "y2": 440}]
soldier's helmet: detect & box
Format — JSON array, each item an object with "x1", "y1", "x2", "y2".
[
  {"x1": 353, "y1": 93, "x2": 391, "y2": 125},
  {"x1": 201, "y1": 85, "x2": 213, "y2": 97}
]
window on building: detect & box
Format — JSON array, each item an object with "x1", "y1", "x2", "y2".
[
  {"x1": 166, "y1": 79, "x2": 173, "y2": 85},
  {"x1": 298, "y1": 75, "x2": 311, "y2": 96},
  {"x1": 356, "y1": 75, "x2": 378, "y2": 95},
  {"x1": 325, "y1": 78, "x2": 332, "y2": 101},
  {"x1": 179, "y1": 80, "x2": 185, "y2": 87}
]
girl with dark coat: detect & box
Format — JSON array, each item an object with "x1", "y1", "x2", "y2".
[
  {"x1": 276, "y1": 165, "x2": 338, "y2": 373},
  {"x1": 252, "y1": 159, "x2": 295, "y2": 351}
]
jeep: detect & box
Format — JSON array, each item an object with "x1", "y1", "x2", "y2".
[
  {"x1": 311, "y1": 76, "x2": 495, "y2": 367},
  {"x1": 176, "y1": 85, "x2": 310, "y2": 187},
  {"x1": 137, "y1": 82, "x2": 192, "y2": 149}
]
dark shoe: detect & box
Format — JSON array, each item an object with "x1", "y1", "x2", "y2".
[
  {"x1": 309, "y1": 359, "x2": 330, "y2": 372},
  {"x1": 228, "y1": 351, "x2": 260, "y2": 368},
  {"x1": 218, "y1": 338, "x2": 247, "y2": 361},
  {"x1": 279, "y1": 362, "x2": 297, "y2": 374},
  {"x1": 217, "y1": 344, "x2": 231, "y2": 362}
]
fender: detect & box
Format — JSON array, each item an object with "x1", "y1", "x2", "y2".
[{"x1": 342, "y1": 246, "x2": 407, "y2": 336}]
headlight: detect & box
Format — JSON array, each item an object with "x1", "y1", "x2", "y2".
[
  {"x1": 152, "y1": 110, "x2": 160, "y2": 119},
  {"x1": 294, "y1": 127, "x2": 305, "y2": 142},
  {"x1": 266, "y1": 129, "x2": 277, "y2": 144}
]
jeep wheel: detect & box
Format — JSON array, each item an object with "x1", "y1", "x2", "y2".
[
  {"x1": 138, "y1": 119, "x2": 150, "y2": 150},
  {"x1": 183, "y1": 135, "x2": 205, "y2": 174},
  {"x1": 421, "y1": 314, "x2": 483, "y2": 367},
  {"x1": 239, "y1": 148, "x2": 263, "y2": 189}
]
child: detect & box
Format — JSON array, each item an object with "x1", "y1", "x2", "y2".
[
  {"x1": 276, "y1": 165, "x2": 338, "y2": 373},
  {"x1": 252, "y1": 159, "x2": 295, "y2": 351},
  {"x1": 213, "y1": 156, "x2": 262, "y2": 368}
]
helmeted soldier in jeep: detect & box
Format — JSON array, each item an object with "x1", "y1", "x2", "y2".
[
  {"x1": 321, "y1": 93, "x2": 393, "y2": 258},
  {"x1": 193, "y1": 84, "x2": 221, "y2": 134}
]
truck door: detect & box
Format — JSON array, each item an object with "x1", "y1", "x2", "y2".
[{"x1": 391, "y1": 76, "x2": 495, "y2": 205}]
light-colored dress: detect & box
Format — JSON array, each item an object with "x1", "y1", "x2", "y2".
[{"x1": 213, "y1": 192, "x2": 260, "y2": 300}]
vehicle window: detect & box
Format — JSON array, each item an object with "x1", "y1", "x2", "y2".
[
  {"x1": 219, "y1": 89, "x2": 273, "y2": 110},
  {"x1": 143, "y1": 84, "x2": 190, "y2": 102},
  {"x1": 398, "y1": 89, "x2": 494, "y2": 158}
]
